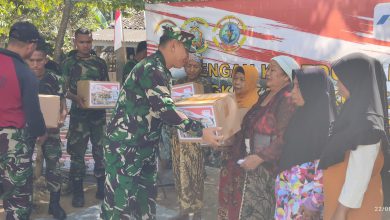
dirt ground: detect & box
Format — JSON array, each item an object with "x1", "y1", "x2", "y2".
[
  {"x1": 0, "y1": 167, "x2": 388, "y2": 220},
  {"x1": 0, "y1": 167, "x2": 220, "y2": 220}
]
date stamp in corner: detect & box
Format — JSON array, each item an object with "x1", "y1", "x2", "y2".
[{"x1": 374, "y1": 206, "x2": 390, "y2": 212}]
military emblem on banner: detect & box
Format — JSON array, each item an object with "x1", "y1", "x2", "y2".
[
  {"x1": 213, "y1": 15, "x2": 247, "y2": 52},
  {"x1": 181, "y1": 17, "x2": 209, "y2": 53}
]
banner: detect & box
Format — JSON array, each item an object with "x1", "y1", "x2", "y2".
[{"x1": 145, "y1": 1, "x2": 390, "y2": 94}]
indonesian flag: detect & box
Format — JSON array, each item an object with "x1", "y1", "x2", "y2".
[{"x1": 114, "y1": 10, "x2": 123, "y2": 51}]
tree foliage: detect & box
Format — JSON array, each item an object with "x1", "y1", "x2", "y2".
[
  {"x1": 0, "y1": 0, "x2": 115, "y2": 55},
  {"x1": 0, "y1": 0, "x2": 196, "y2": 58}
]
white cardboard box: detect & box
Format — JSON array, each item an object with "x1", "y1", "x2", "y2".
[
  {"x1": 77, "y1": 80, "x2": 120, "y2": 109},
  {"x1": 172, "y1": 82, "x2": 204, "y2": 101},
  {"x1": 175, "y1": 93, "x2": 238, "y2": 143}
]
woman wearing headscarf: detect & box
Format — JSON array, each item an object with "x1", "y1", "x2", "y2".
[
  {"x1": 319, "y1": 53, "x2": 389, "y2": 220},
  {"x1": 158, "y1": 53, "x2": 213, "y2": 171},
  {"x1": 238, "y1": 56, "x2": 299, "y2": 219},
  {"x1": 218, "y1": 65, "x2": 259, "y2": 220},
  {"x1": 169, "y1": 53, "x2": 213, "y2": 220},
  {"x1": 275, "y1": 67, "x2": 337, "y2": 220}
]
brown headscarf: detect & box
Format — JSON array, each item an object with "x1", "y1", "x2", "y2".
[{"x1": 232, "y1": 65, "x2": 259, "y2": 108}]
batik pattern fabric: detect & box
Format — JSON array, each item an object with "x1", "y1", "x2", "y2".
[
  {"x1": 239, "y1": 86, "x2": 296, "y2": 220},
  {"x1": 171, "y1": 133, "x2": 204, "y2": 214},
  {"x1": 239, "y1": 164, "x2": 276, "y2": 220},
  {"x1": 217, "y1": 133, "x2": 246, "y2": 220},
  {"x1": 275, "y1": 160, "x2": 324, "y2": 220}
]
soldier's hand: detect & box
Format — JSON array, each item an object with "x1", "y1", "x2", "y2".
[
  {"x1": 202, "y1": 127, "x2": 223, "y2": 147},
  {"x1": 36, "y1": 132, "x2": 48, "y2": 146}
]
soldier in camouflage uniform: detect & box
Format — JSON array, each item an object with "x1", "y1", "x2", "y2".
[
  {"x1": 101, "y1": 26, "x2": 222, "y2": 220},
  {"x1": 26, "y1": 41, "x2": 67, "y2": 219},
  {"x1": 0, "y1": 21, "x2": 47, "y2": 220},
  {"x1": 61, "y1": 28, "x2": 108, "y2": 207}
]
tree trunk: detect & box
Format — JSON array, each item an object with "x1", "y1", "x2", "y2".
[{"x1": 53, "y1": 0, "x2": 74, "y2": 63}]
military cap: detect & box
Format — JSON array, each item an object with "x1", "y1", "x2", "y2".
[
  {"x1": 162, "y1": 25, "x2": 196, "y2": 53},
  {"x1": 9, "y1": 21, "x2": 42, "y2": 43}
]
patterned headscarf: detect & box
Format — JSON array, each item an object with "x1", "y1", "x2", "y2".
[{"x1": 188, "y1": 53, "x2": 203, "y2": 64}]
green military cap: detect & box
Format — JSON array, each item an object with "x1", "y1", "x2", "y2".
[{"x1": 162, "y1": 25, "x2": 196, "y2": 53}]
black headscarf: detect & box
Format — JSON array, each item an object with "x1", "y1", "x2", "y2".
[
  {"x1": 319, "y1": 53, "x2": 390, "y2": 169},
  {"x1": 279, "y1": 67, "x2": 336, "y2": 172}
]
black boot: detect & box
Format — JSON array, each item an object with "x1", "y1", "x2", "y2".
[
  {"x1": 95, "y1": 176, "x2": 105, "y2": 200},
  {"x1": 48, "y1": 191, "x2": 67, "y2": 220},
  {"x1": 72, "y1": 178, "x2": 84, "y2": 207}
]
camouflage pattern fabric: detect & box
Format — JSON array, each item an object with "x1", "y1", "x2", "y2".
[
  {"x1": 38, "y1": 69, "x2": 65, "y2": 97},
  {"x1": 0, "y1": 128, "x2": 33, "y2": 220},
  {"x1": 161, "y1": 26, "x2": 195, "y2": 52},
  {"x1": 41, "y1": 129, "x2": 63, "y2": 192},
  {"x1": 36, "y1": 69, "x2": 65, "y2": 192},
  {"x1": 101, "y1": 51, "x2": 203, "y2": 220},
  {"x1": 122, "y1": 59, "x2": 138, "y2": 84},
  {"x1": 61, "y1": 50, "x2": 108, "y2": 179},
  {"x1": 67, "y1": 115, "x2": 106, "y2": 179},
  {"x1": 61, "y1": 50, "x2": 108, "y2": 117},
  {"x1": 171, "y1": 132, "x2": 204, "y2": 214}
]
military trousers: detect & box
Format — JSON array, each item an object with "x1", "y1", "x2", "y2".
[
  {"x1": 67, "y1": 115, "x2": 106, "y2": 179},
  {"x1": 0, "y1": 128, "x2": 33, "y2": 220},
  {"x1": 101, "y1": 142, "x2": 158, "y2": 220},
  {"x1": 42, "y1": 129, "x2": 63, "y2": 192}
]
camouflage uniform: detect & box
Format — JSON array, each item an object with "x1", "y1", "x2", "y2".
[
  {"x1": 37, "y1": 69, "x2": 65, "y2": 192},
  {"x1": 122, "y1": 59, "x2": 138, "y2": 84},
  {"x1": 61, "y1": 50, "x2": 108, "y2": 180},
  {"x1": 101, "y1": 50, "x2": 203, "y2": 220},
  {"x1": 0, "y1": 128, "x2": 33, "y2": 220}
]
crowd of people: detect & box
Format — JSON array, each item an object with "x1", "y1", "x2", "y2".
[{"x1": 0, "y1": 20, "x2": 389, "y2": 220}]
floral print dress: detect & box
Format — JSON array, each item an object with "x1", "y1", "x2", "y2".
[{"x1": 275, "y1": 160, "x2": 324, "y2": 220}]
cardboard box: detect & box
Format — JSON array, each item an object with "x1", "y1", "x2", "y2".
[
  {"x1": 77, "y1": 80, "x2": 120, "y2": 109},
  {"x1": 39, "y1": 95, "x2": 60, "y2": 128},
  {"x1": 175, "y1": 93, "x2": 238, "y2": 143},
  {"x1": 222, "y1": 107, "x2": 250, "y2": 146},
  {"x1": 172, "y1": 82, "x2": 204, "y2": 101}
]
